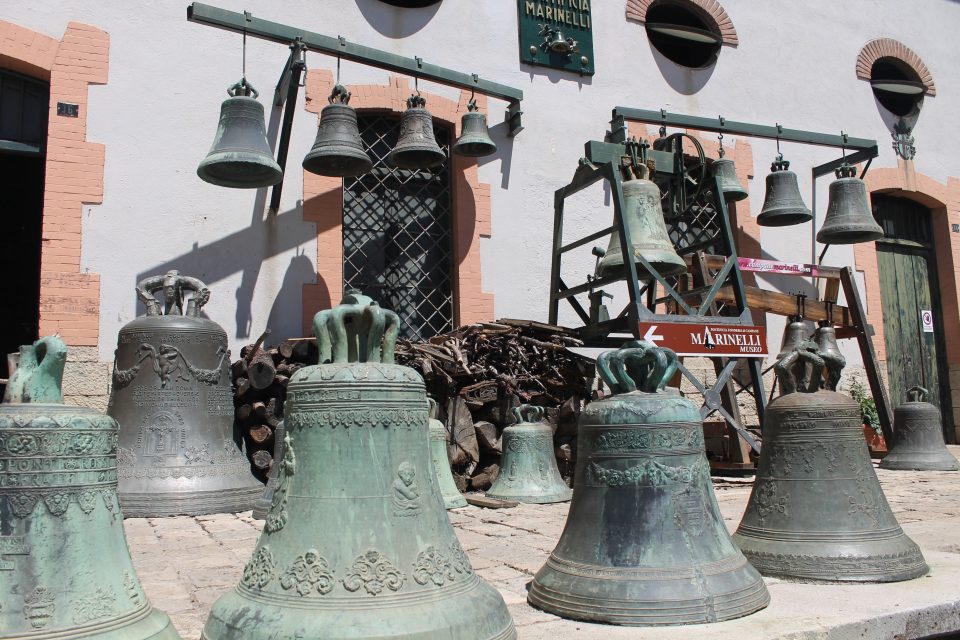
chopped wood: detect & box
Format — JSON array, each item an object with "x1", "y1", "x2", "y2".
[
  {"x1": 465, "y1": 494, "x2": 518, "y2": 509},
  {"x1": 249, "y1": 424, "x2": 273, "y2": 444},
  {"x1": 251, "y1": 449, "x2": 272, "y2": 470}
]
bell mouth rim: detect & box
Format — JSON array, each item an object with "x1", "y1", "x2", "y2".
[
  {"x1": 816, "y1": 229, "x2": 884, "y2": 244},
  {"x1": 453, "y1": 143, "x2": 498, "y2": 157},
  {"x1": 197, "y1": 162, "x2": 283, "y2": 189},
  {"x1": 756, "y1": 211, "x2": 813, "y2": 227}
]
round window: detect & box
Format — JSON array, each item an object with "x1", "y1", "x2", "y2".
[
  {"x1": 644, "y1": 0, "x2": 722, "y2": 68},
  {"x1": 870, "y1": 57, "x2": 925, "y2": 117}
]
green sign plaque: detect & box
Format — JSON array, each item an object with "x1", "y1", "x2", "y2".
[{"x1": 517, "y1": 0, "x2": 594, "y2": 76}]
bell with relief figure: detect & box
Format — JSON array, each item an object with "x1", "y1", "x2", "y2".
[
  {"x1": 733, "y1": 340, "x2": 928, "y2": 582},
  {"x1": 452, "y1": 99, "x2": 497, "y2": 158},
  {"x1": 0, "y1": 336, "x2": 181, "y2": 639},
  {"x1": 202, "y1": 295, "x2": 515, "y2": 640},
  {"x1": 816, "y1": 164, "x2": 884, "y2": 244},
  {"x1": 197, "y1": 79, "x2": 283, "y2": 188},
  {"x1": 109, "y1": 271, "x2": 262, "y2": 517},
  {"x1": 595, "y1": 163, "x2": 687, "y2": 281},
  {"x1": 881, "y1": 386, "x2": 959, "y2": 471},
  {"x1": 386, "y1": 94, "x2": 446, "y2": 170},
  {"x1": 428, "y1": 398, "x2": 467, "y2": 509},
  {"x1": 757, "y1": 156, "x2": 812, "y2": 227},
  {"x1": 528, "y1": 342, "x2": 769, "y2": 625},
  {"x1": 486, "y1": 405, "x2": 571, "y2": 504},
  {"x1": 302, "y1": 84, "x2": 373, "y2": 177}
]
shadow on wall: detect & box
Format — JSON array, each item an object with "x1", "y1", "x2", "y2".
[
  {"x1": 649, "y1": 47, "x2": 715, "y2": 95},
  {"x1": 265, "y1": 252, "x2": 317, "y2": 343},
  {"x1": 354, "y1": 0, "x2": 442, "y2": 38}
]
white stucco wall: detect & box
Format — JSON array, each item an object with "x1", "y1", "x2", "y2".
[{"x1": 3, "y1": 0, "x2": 958, "y2": 368}]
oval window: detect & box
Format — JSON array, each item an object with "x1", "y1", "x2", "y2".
[
  {"x1": 644, "y1": 0, "x2": 722, "y2": 68},
  {"x1": 870, "y1": 57, "x2": 925, "y2": 117}
]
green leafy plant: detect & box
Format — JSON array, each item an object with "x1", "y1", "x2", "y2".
[{"x1": 848, "y1": 378, "x2": 881, "y2": 435}]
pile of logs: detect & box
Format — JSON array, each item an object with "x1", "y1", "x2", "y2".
[{"x1": 231, "y1": 320, "x2": 594, "y2": 489}]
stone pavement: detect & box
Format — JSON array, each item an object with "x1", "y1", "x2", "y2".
[{"x1": 125, "y1": 448, "x2": 960, "y2": 640}]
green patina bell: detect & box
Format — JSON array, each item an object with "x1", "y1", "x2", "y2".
[
  {"x1": 486, "y1": 405, "x2": 571, "y2": 504},
  {"x1": 0, "y1": 336, "x2": 180, "y2": 639},
  {"x1": 452, "y1": 99, "x2": 497, "y2": 158},
  {"x1": 302, "y1": 84, "x2": 373, "y2": 177},
  {"x1": 386, "y1": 94, "x2": 446, "y2": 170},
  {"x1": 202, "y1": 297, "x2": 515, "y2": 640},
  {"x1": 528, "y1": 341, "x2": 769, "y2": 625},
  {"x1": 880, "y1": 386, "x2": 959, "y2": 471},
  {"x1": 428, "y1": 399, "x2": 467, "y2": 509},
  {"x1": 733, "y1": 340, "x2": 928, "y2": 582}
]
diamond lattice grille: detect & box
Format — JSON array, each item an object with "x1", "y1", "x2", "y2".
[{"x1": 342, "y1": 113, "x2": 454, "y2": 340}]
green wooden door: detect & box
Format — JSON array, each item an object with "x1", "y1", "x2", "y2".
[{"x1": 874, "y1": 194, "x2": 954, "y2": 442}]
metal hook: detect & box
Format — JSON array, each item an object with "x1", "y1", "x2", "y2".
[
  {"x1": 775, "y1": 123, "x2": 782, "y2": 155},
  {"x1": 242, "y1": 10, "x2": 251, "y2": 80}
]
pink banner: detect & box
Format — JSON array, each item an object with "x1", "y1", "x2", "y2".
[{"x1": 738, "y1": 257, "x2": 819, "y2": 278}]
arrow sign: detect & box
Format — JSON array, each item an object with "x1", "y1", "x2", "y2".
[
  {"x1": 637, "y1": 322, "x2": 768, "y2": 358},
  {"x1": 642, "y1": 325, "x2": 664, "y2": 344}
]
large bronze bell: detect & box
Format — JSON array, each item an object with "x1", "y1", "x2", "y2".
[
  {"x1": 596, "y1": 164, "x2": 687, "y2": 281},
  {"x1": 302, "y1": 84, "x2": 373, "y2": 177},
  {"x1": 712, "y1": 154, "x2": 748, "y2": 202},
  {"x1": 486, "y1": 405, "x2": 571, "y2": 504},
  {"x1": 777, "y1": 316, "x2": 810, "y2": 360},
  {"x1": 452, "y1": 99, "x2": 497, "y2": 158},
  {"x1": 197, "y1": 79, "x2": 283, "y2": 189},
  {"x1": 881, "y1": 387, "x2": 959, "y2": 471},
  {"x1": 816, "y1": 164, "x2": 884, "y2": 244},
  {"x1": 252, "y1": 420, "x2": 286, "y2": 520},
  {"x1": 529, "y1": 342, "x2": 770, "y2": 625},
  {"x1": 733, "y1": 340, "x2": 928, "y2": 582},
  {"x1": 386, "y1": 94, "x2": 446, "y2": 170},
  {"x1": 428, "y1": 398, "x2": 467, "y2": 509},
  {"x1": 757, "y1": 156, "x2": 812, "y2": 227},
  {"x1": 0, "y1": 337, "x2": 181, "y2": 639},
  {"x1": 202, "y1": 298, "x2": 515, "y2": 640},
  {"x1": 109, "y1": 271, "x2": 262, "y2": 517}
]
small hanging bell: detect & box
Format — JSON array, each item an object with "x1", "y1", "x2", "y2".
[
  {"x1": 486, "y1": 405, "x2": 571, "y2": 504},
  {"x1": 453, "y1": 99, "x2": 497, "y2": 158},
  {"x1": 881, "y1": 386, "x2": 960, "y2": 471},
  {"x1": 816, "y1": 164, "x2": 884, "y2": 244},
  {"x1": 386, "y1": 93, "x2": 446, "y2": 170},
  {"x1": 757, "y1": 156, "x2": 811, "y2": 227},
  {"x1": 777, "y1": 316, "x2": 810, "y2": 360},
  {"x1": 197, "y1": 79, "x2": 283, "y2": 189},
  {"x1": 428, "y1": 398, "x2": 467, "y2": 509},
  {"x1": 302, "y1": 84, "x2": 373, "y2": 177},
  {"x1": 712, "y1": 150, "x2": 748, "y2": 202}
]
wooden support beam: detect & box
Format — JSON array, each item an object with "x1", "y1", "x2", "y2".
[{"x1": 713, "y1": 286, "x2": 854, "y2": 326}]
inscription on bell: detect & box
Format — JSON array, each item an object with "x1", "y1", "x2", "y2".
[
  {"x1": 0, "y1": 535, "x2": 30, "y2": 570},
  {"x1": 133, "y1": 386, "x2": 200, "y2": 408}
]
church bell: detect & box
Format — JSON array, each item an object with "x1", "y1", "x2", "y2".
[
  {"x1": 0, "y1": 337, "x2": 181, "y2": 639},
  {"x1": 202, "y1": 297, "x2": 515, "y2": 640},
  {"x1": 881, "y1": 387, "x2": 960, "y2": 471},
  {"x1": 733, "y1": 341, "x2": 928, "y2": 582},
  {"x1": 452, "y1": 99, "x2": 497, "y2": 158},
  {"x1": 302, "y1": 84, "x2": 373, "y2": 177},
  {"x1": 486, "y1": 405, "x2": 571, "y2": 504},
  {"x1": 712, "y1": 154, "x2": 748, "y2": 202},
  {"x1": 816, "y1": 164, "x2": 884, "y2": 245},
  {"x1": 109, "y1": 271, "x2": 262, "y2": 517},
  {"x1": 528, "y1": 342, "x2": 770, "y2": 625},
  {"x1": 777, "y1": 316, "x2": 810, "y2": 360},
  {"x1": 197, "y1": 79, "x2": 283, "y2": 189},
  {"x1": 428, "y1": 398, "x2": 467, "y2": 509},
  {"x1": 757, "y1": 156, "x2": 812, "y2": 227},
  {"x1": 386, "y1": 94, "x2": 447, "y2": 170},
  {"x1": 596, "y1": 164, "x2": 687, "y2": 281}
]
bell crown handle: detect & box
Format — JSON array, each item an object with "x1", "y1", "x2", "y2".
[
  {"x1": 512, "y1": 404, "x2": 545, "y2": 423},
  {"x1": 907, "y1": 386, "x2": 928, "y2": 402},
  {"x1": 2, "y1": 336, "x2": 67, "y2": 404},
  {"x1": 136, "y1": 270, "x2": 209, "y2": 318},
  {"x1": 313, "y1": 299, "x2": 400, "y2": 364},
  {"x1": 596, "y1": 341, "x2": 678, "y2": 395},
  {"x1": 228, "y1": 78, "x2": 259, "y2": 99},
  {"x1": 773, "y1": 339, "x2": 845, "y2": 395}
]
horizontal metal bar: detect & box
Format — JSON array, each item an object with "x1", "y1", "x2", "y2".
[
  {"x1": 613, "y1": 107, "x2": 877, "y2": 152},
  {"x1": 552, "y1": 273, "x2": 625, "y2": 300},
  {"x1": 188, "y1": 3, "x2": 523, "y2": 104},
  {"x1": 558, "y1": 226, "x2": 613, "y2": 254},
  {"x1": 811, "y1": 147, "x2": 879, "y2": 178}
]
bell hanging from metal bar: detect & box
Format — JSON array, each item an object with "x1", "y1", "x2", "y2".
[
  {"x1": 732, "y1": 340, "x2": 928, "y2": 582},
  {"x1": 596, "y1": 163, "x2": 687, "y2": 281},
  {"x1": 777, "y1": 316, "x2": 810, "y2": 360},
  {"x1": 0, "y1": 336, "x2": 182, "y2": 639},
  {"x1": 302, "y1": 84, "x2": 373, "y2": 177},
  {"x1": 109, "y1": 271, "x2": 262, "y2": 517},
  {"x1": 881, "y1": 387, "x2": 960, "y2": 471},
  {"x1": 486, "y1": 405, "x2": 571, "y2": 504},
  {"x1": 529, "y1": 342, "x2": 770, "y2": 625},
  {"x1": 816, "y1": 164, "x2": 884, "y2": 244},
  {"x1": 386, "y1": 93, "x2": 447, "y2": 170},
  {"x1": 814, "y1": 320, "x2": 845, "y2": 392},
  {"x1": 253, "y1": 420, "x2": 286, "y2": 520},
  {"x1": 712, "y1": 148, "x2": 748, "y2": 202},
  {"x1": 197, "y1": 79, "x2": 283, "y2": 189},
  {"x1": 203, "y1": 297, "x2": 516, "y2": 640},
  {"x1": 757, "y1": 156, "x2": 812, "y2": 227},
  {"x1": 453, "y1": 99, "x2": 497, "y2": 158},
  {"x1": 428, "y1": 398, "x2": 467, "y2": 509}
]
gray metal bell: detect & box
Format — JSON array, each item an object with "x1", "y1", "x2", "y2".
[
  {"x1": 816, "y1": 164, "x2": 884, "y2": 244},
  {"x1": 428, "y1": 399, "x2": 467, "y2": 509},
  {"x1": 198, "y1": 79, "x2": 283, "y2": 189},
  {"x1": 453, "y1": 100, "x2": 497, "y2": 158},
  {"x1": 881, "y1": 387, "x2": 960, "y2": 471},
  {"x1": 777, "y1": 317, "x2": 810, "y2": 360},
  {"x1": 712, "y1": 156, "x2": 748, "y2": 202},
  {"x1": 302, "y1": 84, "x2": 372, "y2": 177},
  {"x1": 486, "y1": 405, "x2": 571, "y2": 504},
  {"x1": 757, "y1": 157, "x2": 811, "y2": 227},
  {"x1": 814, "y1": 321, "x2": 845, "y2": 391},
  {"x1": 386, "y1": 94, "x2": 446, "y2": 170}
]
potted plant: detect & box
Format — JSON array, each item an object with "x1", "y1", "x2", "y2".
[{"x1": 848, "y1": 378, "x2": 887, "y2": 457}]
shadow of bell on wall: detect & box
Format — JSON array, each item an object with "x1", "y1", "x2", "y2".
[{"x1": 356, "y1": 0, "x2": 443, "y2": 38}]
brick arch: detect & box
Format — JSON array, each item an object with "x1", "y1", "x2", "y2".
[
  {"x1": 856, "y1": 38, "x2": 936, "y2": 97},
  {"x1": 301, "y1": 70, "x2": 493, "y2": 335},
  {"x1": 625, "y1": 0, "x2": 738, "y2": 46}
]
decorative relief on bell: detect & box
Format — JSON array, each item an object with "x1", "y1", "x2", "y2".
[
  {"x1": 240, "y1": 546, "x2": 277, "y2": 591},
  {"x1": 413, "y1": 546, "x2": 456, "y2": 586},
  {"x1": 342, "y1": 550, "x2": 406, "y2": 596},
  {"x1": 279, "y1": 550, "x2": 336, "y2": 596}
]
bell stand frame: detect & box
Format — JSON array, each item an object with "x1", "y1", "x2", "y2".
[
  {"x1": 186, "y1": 2, "x2": 525, "y2": 211},
  {"x1": 549, "y1": 107, "x2": 886, "y2": 466}
]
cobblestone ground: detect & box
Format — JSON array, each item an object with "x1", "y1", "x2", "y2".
[{"x1": 125, "y1": 450, "x2": 960, "y2": 639}]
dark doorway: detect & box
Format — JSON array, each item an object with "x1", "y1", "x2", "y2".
[
  {"x1": 873, "y1": 193, "x2": 954, "y2": 443},
  {"x1": 0, "y1": 68, "x2": 49, "y2": 378}
]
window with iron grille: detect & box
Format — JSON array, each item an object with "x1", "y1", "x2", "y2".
[{"x1": 342, "y1": 113, "x2": 454, "y2": 340}]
